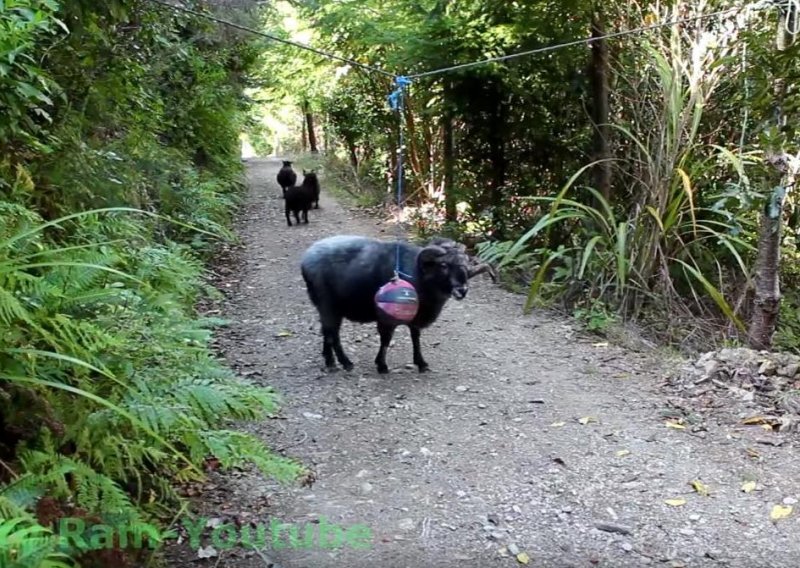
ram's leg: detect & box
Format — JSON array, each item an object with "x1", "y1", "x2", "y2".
[
  {"x1": 409, "y1": 326, "x2": 429, "y2": 372},
  {"x1": 319, "y1": 309, "x2": 353, "y2": 371},
  {"x1": 374, "y1": 322, "x2": 396, "y2": 374},
  {"x1": 322, "y1": 314, "x2": 353, "y2": 371},
  {"x1": 320, "y1": 324, "x2": 335, "y2": 368},
  {"x1": 331, "y1": 321, "x2": 354, "y2": 371},
  {"x1": 322, "y1": 326, "x2": 353, "y2": 370}
]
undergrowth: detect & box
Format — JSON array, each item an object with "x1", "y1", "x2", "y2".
[
  {"x1": 0, "y1": 203, "x2": 304, "y2": 568},
  {"x1": 473, "y1": 5, "x2": 773, "y2": 350},
  {"x1": 0, "y1": 1, "x2": 305, "y2": 566}
]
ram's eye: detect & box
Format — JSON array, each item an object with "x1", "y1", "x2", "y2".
[{"x1": 439, "y1": 261, "x2": 448, "y2": 269}]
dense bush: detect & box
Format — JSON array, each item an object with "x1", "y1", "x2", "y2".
[{"x1": 0, "y1": 1, "x2": 303, "y2": 566}]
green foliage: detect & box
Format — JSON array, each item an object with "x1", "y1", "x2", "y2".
[
  {"x1": 0, "y1": 1, "x2": 304, "y2": 566},
  {"x1": 0, "y1": 517, "x2": 72, "y2": 568},
  {"x1": 0, "y1": 0, "x2": 64, "y2": 148},
  {"x1": 254, "y1": 0, "x2": 591, "y2": 220},
  {"x1": 478, "y1": 4, "x2": 767, "y2": 338},
  {"x1": 573, "y1": 299, "x2": 618, "y2": 334},
  {"x1": 0, "y1": 206, "x2": 303, "y2": 565},
  {"x1": 774, "y1": 246, "x2": 800, "y2": 354},
  {"x1": 775, "y1": 299, "x2": 800, "y2": 354}
]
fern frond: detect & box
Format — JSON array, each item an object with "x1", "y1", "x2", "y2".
[
  {"x1": 18, "y1": 451, "x2": 142, "y2": 524},
  {"x1": 0, "y1": 517, "x2": 74, "y2": 568},
  {"x1": 201, "y1": 430, "x2": 302, "y2": 483}
]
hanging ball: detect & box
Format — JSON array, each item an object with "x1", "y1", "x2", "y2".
[{"x1": 375, "y1": 277, "x2": 419, "y2": 325}]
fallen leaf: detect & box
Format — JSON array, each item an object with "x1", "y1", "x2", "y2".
[
  {"x1": 771, "y1": 504, "x2": 793, "y2": 520},
  {"x1": 743, "y1": 415, "x2": 766, "y2": 425},
  {"x1": 742, "y1": 415, "x2": 776, "y2": 425},
  {"x1": 592, "y1": 342, "x2": 609, "y2": 348},
  {"x1": 664, "y1": 498, "x2": 686, "y2": 507},
  {"x1": 276, "y1": 330, "x2": 293, "y2": 337},
  {"x1": 761, "y1": 424, "x2": 774, "y2": 431},
  {"x1": 690, "y1": 480, "x2": 709, "y2": 496},
  {"x1": 197, "y1": 546, "x2": 218, "y2": 559},
  {"x1": 550, "y1": 421, "x2": 566, "y2": 427},
  {"x1": 578, "y1": 416, "x2": 596, "y2": 425},
  {"x1": 616, "y1": 450, "x2": 631, "y2": 457},
  {"x1": 741, "y1": 481, "x2": 756, "y2": 493},
  {"x1": 665, "y1": 421, "x2": 686, "y2": 430},
  {"x1": 516, "y1": 552, "x2": 530, "y2": 565},
  {"x1": 745, "y1": 447, "x2": 761, "y2": 459}
]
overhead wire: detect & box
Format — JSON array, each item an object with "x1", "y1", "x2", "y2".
[
  {"x1": 143, "y1": 0, "x2": 396, "y2": 78},
  {"x1": 406, "y1": 5, "x2": 745, "y2": 79},
  {"x1": 143, "y1": 0, "x2": 763, "y2": 81}
]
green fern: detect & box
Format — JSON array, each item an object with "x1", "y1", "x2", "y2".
[
  {"x1": 0, "y1": 206, "x2": 304, "y2": 567},
  {"x1": 0, "y1": 518, "x2": 74, "y2": 568},
  {"x1": 201, "y1": 430, "x2": 303, "y2": 482},
  {"x1": 0, "y1": 4, "x2": 283, "y2": 566}
]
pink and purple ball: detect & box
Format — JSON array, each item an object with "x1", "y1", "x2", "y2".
[{"x1": 375, "y1": 278, "x2": 419, "y2": 324}]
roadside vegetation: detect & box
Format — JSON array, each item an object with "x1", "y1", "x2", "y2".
[{"x1": 0, "y1": 1, "x2": 303, "y2": 566}]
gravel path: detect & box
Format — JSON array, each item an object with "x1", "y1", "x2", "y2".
[{"x1": 166, "y1": 157, "x2": 800, "y2": 568}]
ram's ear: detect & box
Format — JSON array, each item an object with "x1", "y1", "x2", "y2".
[{"x1": 418, "y1": 245, "x2": 448, "y2": 267}]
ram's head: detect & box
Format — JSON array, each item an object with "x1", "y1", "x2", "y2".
[{"x1": 417, "y1": 238, "x2": 498, "y2": 300}]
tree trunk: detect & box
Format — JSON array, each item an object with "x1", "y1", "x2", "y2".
[
  {"x1": 303, "y1": 100, "x2": 318, "y2": 153},
  {"x1": 346, "y1": 138, "x2": 358, "y2": 169},
  {"x1": 301, "y1": 113, "x2": 307, "y2": 152},
  {"x1": 443, "y1": 81, "x2": 457, "y2": 223},
  {"x1": 387, "y1": 135, "x2": 397, "y2": 198},
  {"x1": 589, "y1": 8, "x2": 612, "y2": 201},
  {"x1": 322, "y1": 114, "x2": 329, "y2": 154},
  {"x1": 747, "y1": 3, "x2": 797, "y2": 350},
  {"x1": 402, "y1": 95, "x2": 424, "y2": 191},
  {"x1": 749, "y1": 194, "x2": 784, "y2": 350}
]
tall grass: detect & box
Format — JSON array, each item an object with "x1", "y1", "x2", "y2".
[{"x1": 480, "y1": 2, "x2": 759, "y2": 337}]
